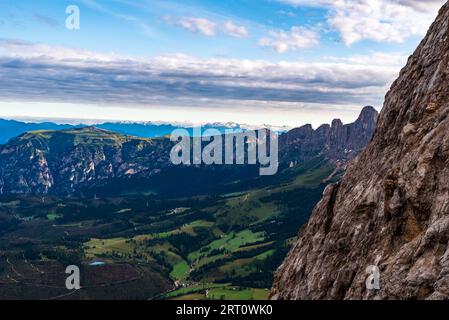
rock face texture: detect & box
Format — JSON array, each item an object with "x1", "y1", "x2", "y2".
[
  {"x1": 279, "y1": 106, "x2": 378, "y2": 166},
  {"x1": 271, "y1": 2, "x2": 449, "y2": 300}
]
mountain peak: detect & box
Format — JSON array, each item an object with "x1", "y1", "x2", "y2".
[
  {"x1": 356, "y1": 106, "x2": 379, "y2": 123},
  {"x1": 331, "y1": 119, "x2": 343, "y2": 128},
  {"x1": 279, "y1": 106, "x2": 378, "y2": 166},
  {"x1": 360, "y1": 105, "x2": 377, "y2": 115}
]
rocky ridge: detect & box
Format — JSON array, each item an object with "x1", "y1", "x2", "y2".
[{"x1": 279, "y1": 106, "x2": 378, "y2": 166}]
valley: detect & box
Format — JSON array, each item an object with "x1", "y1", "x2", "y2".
[{"x1": 0, "y1": 157, "x2": 336, "y2": 299}]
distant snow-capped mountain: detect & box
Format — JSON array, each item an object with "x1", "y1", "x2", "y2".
[{"x1": 0, "y1": 118, "x2": 289, "y2": 144}]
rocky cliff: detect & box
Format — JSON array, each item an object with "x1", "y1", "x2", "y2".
[
  {"x1": 271, "y1": 1, "x2": 449, "y2": 300},
  {"x1": 279, "y1": 106, "x2": 378, "y2": 166}
]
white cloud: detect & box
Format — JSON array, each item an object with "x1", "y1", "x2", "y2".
[
  {"x1": 178, "y1": 17, "x2": 217, "y2": 36},
  {"x1": 175, "y1": 18, "x2": 249, "y2": 39},
  {"x1": 223, "y1": 21, "x2": 249, "y2": 38},
  {"x1": 277, "y1": 0, "x2": 445, "y2": 45},
  {"x1": 258, "y1": 26, "x2": 319, "y2": 53}
]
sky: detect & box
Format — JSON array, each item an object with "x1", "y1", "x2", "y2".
[{"x1": 0, "y1": 0, "x2": 446, "y2": 128}]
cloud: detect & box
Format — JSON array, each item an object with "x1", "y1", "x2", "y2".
[
  {"x1": 175, "y1": 18, "x2": 248, "y2": 38},
  {"x1": 0, "y1": 39, "x2": 405, "y2": 112},
  {"x1": 178, "y1": 17, "x2": 217, "y2": 36},
  {"x1": 323, "y1": 52, "x2": 409, "y2": 66},
  {"x1": 32, "y1": 13, "x2": 59, "y2": 28},
  {"x1": 258, "y1": 27, "x2": 319, "y2": 53},
  {"x1": 79, "y1": 0, "x2": 158, "y2": 37},
  {"x1": 389, "y1": 0, "x2": 445, "y2": 10},
  {"x1": 223, "y1": 21, "x2": 249, "y2": 38},
  {"x1": 277, "y1": 10, "x2": 297, "y2": 17},
  {"x1": 277, "y1": 0, "x2": 445, "y2": 45}
]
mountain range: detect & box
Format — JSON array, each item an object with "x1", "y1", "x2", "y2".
[
  {"x1": 0, "y1": 118, "x2": 288, "y2": 145},
  {"x1": 0, "y1": 107, "x2": 377, "y2": 196}
]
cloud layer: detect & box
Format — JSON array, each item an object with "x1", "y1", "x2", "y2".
[
  {"x1": 278, "y1": 0, "x2": 444, "y2": 45},
  {"x1": 0, "y1": 39, "x2": 405, "y2": 112}
]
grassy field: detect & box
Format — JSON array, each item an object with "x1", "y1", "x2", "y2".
[
  {"x1": 86, "y1": 236, "x2": 189, "y2": 281},
  {"x1": 85, "y1": 237, "x2": 132, "y2": 258},
  {"x1": 154, "y1": 220, "x2": 215, "y2": 238},
  {"x1": 164, "y1": 283, "x2": 229, "y2": 299},
  {"x1": 188, "y1": 230, "x2": 266, "y2": 265},
  {"x1": 46, "y1": 213, "x2": 63, "y2": 221},
  {"x1": 170, "y1": 261, "x2": 190, "y2": 281},
  {"x1": 166, "y1": 285, "x2": 269, "y2": 300}
]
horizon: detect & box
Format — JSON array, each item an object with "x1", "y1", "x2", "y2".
[{"x1": 0, "y1": 104, "x2": 376, "y2": 131}]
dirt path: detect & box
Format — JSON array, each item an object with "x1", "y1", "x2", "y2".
[{"x1": 6, "y1": 258, "x2": 24, "y2": 278}]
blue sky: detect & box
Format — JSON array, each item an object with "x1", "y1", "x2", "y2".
[{"x1": 0, "y1": 0, "x2": 445, "y2": 127}]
